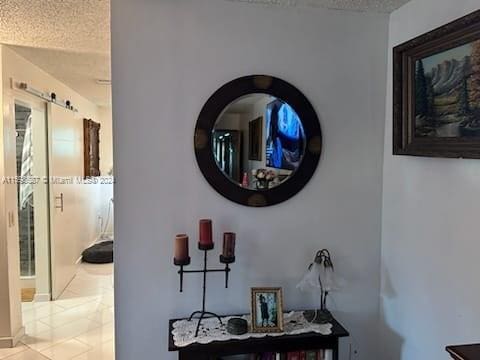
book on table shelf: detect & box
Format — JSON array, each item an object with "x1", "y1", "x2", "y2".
[
  {"x1": 286, "y1": 350, "x2": 326, "y2": 360},
  {"x1": 219, "y1": 350, "x2": 331, "y2": 360}
]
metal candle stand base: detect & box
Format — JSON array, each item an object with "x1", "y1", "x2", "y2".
[
  {"x1": 187, "y1": 310, "x2": 223, "y2": 337},
  {"x1": 174, "y1": 244, "x2": 235, "y2": 337}
]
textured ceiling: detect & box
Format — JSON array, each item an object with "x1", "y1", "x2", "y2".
[
  {"x1": 226, "y1": 0, "x2": 411, "y2": 13},
  {"x1": 0, "y1": 0, "x2": 111, "y2": 106},
  {"x1": 8, "y1": 46, "x2": 111, "y2": 106},
  {"x1": 0, "y1": 0, "x2": 110, "y2": 54},
  {"x1": 0, "y1": 0, "x2": 410, "y2": 106}
]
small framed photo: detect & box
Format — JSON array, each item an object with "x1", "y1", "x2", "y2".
[{"x1": 250, "y1": 287, "x2": 284, "y2": 333}]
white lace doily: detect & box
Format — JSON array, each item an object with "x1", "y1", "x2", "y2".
[{"x1": 172, "y1": 311, "x2": 332, "y2": 347}]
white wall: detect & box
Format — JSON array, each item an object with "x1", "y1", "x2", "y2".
[
  {"x1": 112, "y1": 1, "x2": 388, "y2": 359},
  {"x1": 96, "y1": 105, "x2": 114, "y2": 236},
  {"x1": 217, "y1": 113, "x2": 243, "y2": 130},
  {"x1": 380, "y1": 1, "x2": 480, "y2": 359}
]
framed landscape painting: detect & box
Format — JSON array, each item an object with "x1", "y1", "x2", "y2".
[{"x1": 393, "y1": 10, "x2": 480, "y2": 158}]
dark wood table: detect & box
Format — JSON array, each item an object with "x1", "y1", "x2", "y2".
[
  {"x1": 446, "y1": 344, "x2": 480, "y2": 360},
  {"x1": 168, "y1": 314, "x2": 349, "y2": 360}
]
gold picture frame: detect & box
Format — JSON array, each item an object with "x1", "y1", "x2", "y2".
[{"x1": 250, "y1": 287, "x2": 284, "y2": 333}]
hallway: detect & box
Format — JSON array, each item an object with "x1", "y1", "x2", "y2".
[{"x1": 0, "y1": 263, "x2": 114, "y2": 360}]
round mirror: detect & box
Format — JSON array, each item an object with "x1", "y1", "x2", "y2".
[{"x1": 195, "y1": 75, "x2": 322, "y2": 207}]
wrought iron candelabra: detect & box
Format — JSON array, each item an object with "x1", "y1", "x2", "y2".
[{"x1": 174, "y1": 243, "x2": 235, "y2": 337}]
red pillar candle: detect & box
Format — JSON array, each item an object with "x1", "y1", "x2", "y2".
[
  {"x1": 174, "y1": 234, "x2": 189, "y2": 261},
  {"x1": 199, "y1": 219, "x2": 213, "y2": 247},
  {"x1": 222, "y1": 232, "x2": 236, "y2": 258}
]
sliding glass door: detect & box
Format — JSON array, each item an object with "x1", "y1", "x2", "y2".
[
  {"x1": 15, "y1": 100, "x2": 51, "y2": 301},
  {"x1": 15, "y1": 104, "x2": 35, "y2": 277}
]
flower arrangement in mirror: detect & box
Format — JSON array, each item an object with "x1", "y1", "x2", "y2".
[
  {"x1": 252, "y1": 169, "x2": 277, "y2": 190},
  {"x1": 297, "y1": 249, "x2": 341, "y2": 324}
]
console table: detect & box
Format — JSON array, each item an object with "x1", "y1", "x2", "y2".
[
  {"x1": 446, "y1": 344, "x2": 480, "y2": 360},
  {"x1": 168, "y1": 314, "x2": 349, "y2": 360}
]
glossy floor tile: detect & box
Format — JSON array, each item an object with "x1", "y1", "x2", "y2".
[
  {"x1": 0, "y1": 345, "x2": 29, "y2": 359},
  {"x1": 70, "y1": 339, "x2": 114, "y2": 360},
  {"x1": 0, "y1": 349, "x2": 49, "y2": 360},
  {"x1": 1, "y1": 263, "x2": 114, "y2": 360},
  {"x1": 39, "y1": 340, "x2": 91, "y2": 360}
]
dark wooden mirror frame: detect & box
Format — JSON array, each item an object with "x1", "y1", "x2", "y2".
[{"x1": 194, "y1": 75, "x2": 322, "y2": 207}]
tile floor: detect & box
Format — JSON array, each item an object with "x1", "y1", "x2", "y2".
[{"x1": 0, "y1": 263, "x2": 115, "y2": 360}]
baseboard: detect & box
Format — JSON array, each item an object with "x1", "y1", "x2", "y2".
[
  {"x1": 0, "y1": 327, "x2": 25, "y2": 348},
  {"x1": 33, "y1": 293, "x2": 51, "y2": 302}
]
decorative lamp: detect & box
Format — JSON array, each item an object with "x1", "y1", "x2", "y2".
[{"x1": 297, "y1": 249, "x2": 338, "y2": 324}]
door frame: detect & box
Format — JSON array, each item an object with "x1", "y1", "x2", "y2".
[{"x1": 12, "y1": 95, "x2": 52, "y2": 302}]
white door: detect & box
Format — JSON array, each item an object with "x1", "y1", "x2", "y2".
[{"x1": 48, "y1": 105, "x2": 84, "y2": 299}]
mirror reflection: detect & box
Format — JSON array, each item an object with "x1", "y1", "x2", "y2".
[{"x1": 213, "y1": 94, "x2": 306, "y2": 190}]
